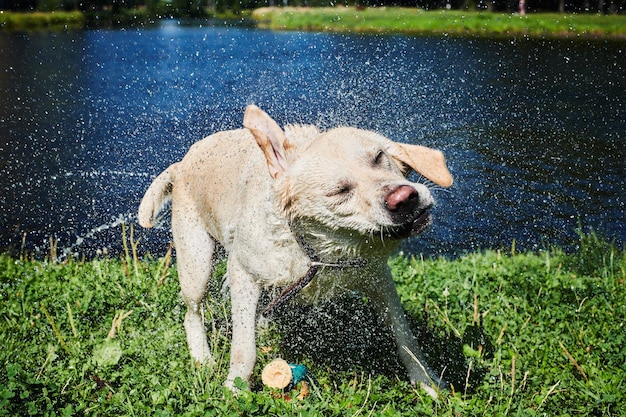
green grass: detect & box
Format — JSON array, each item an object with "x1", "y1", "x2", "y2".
[
  {"x1": 252, "y1": 7, "x2": 626, "y2": 39},
  {"x1": 0, "y1": 10, "x2": 165, "y2": 31},
  {"x1": 0, "y1": 11, "x2": 86, "y2": 31},
  {"x1": 4, "y1": 8, "x2": 625, "y2": 38},
  {"x1": 1, "y1": 228, "x2": 624, "y2": 415}
]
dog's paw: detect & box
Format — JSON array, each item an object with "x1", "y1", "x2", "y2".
[
  {"x1": 223, "y1": 378, "x2": 238, "y2": 393},
  {"x1": 189, "y1": 347, "x2": 214, "y2": 366},
  {"x1": 410, "y1": 373, "x2": 448, "y2": 400},
  {"x1": 224, "y1": 376, "x2": 249, "y2": 395},
  {"x1": 419, "y1": 382, "x2": 439, "y2": 400}
]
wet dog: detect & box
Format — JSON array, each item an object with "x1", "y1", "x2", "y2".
[{"x1": 138, "y1": 105, "x2": 453, "y2": 397}]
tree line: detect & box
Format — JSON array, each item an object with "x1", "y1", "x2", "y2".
[{"x1": 0, "y1": 0, "x2": 622, "y2": 18}]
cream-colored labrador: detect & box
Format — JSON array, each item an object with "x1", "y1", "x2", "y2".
[{"x1": 138, "y1": 105, "x2": 453, "y2": 398}]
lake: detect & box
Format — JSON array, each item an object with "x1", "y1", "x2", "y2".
[{"x1": 1, "y1": 21, "x2": 624, "y2": 258}]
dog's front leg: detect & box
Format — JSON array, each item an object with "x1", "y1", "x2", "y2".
[
  {"x1": 364, "y1": 267, "x2": 445, "y2": 399},
  {"x1": 224, "y1": 257, "x2": 261, "y2": 391}
]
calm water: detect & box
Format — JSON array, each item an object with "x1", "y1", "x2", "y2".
[{"x1": 1, "y1": 21, "x2": 624, "y2": 258}]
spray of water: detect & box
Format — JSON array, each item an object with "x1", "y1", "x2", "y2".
[{"x1": 59, "y1": 211, "x2": 138, "y2": 260}]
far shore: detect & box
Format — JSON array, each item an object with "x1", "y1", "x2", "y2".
[
  {"x1": 2, "y1": 8, "x2": 626, "y2": 40},
  {"x1": 251, "y1": 7, "x2": 626, "y2": 39}
]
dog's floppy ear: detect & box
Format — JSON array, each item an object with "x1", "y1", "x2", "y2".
[
  {"x1": 386, "y1": 142, "x2": 453, "y2": 188},
  {"x1": 244, "y1": 105, "x2": 294, "y2": 179}
]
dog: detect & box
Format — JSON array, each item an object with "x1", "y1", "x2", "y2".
[{"x1": 138, "y1": 105, "x2": 453, "y2": 398}]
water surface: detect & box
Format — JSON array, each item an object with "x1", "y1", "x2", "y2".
[{"x1": 1, "y1": 22, "x2": 623, "y2": 257}]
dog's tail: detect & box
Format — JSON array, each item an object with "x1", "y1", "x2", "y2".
[{"x1": 138, "y1": 164, "x2": 177, "y2": 228}]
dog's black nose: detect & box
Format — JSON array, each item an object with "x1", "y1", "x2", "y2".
[{"x1": 385, "y1": 185, "x2": 419, "y2": 219}]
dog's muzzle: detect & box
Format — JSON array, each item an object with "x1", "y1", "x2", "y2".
[
  {"x1": 385, "y1": 210, "x2": 432, "y2": 239},
  {"x1": 384, "y1": 185, "x2": 433, "y2": 239}
]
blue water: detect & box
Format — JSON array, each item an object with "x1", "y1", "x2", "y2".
[{"x1": 1, "y1": 21, "x2": 624, "y2": 258}]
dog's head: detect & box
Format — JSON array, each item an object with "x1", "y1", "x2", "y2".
[{"x1": 244, "y1": 105, "x2": 452, "y2": 253}]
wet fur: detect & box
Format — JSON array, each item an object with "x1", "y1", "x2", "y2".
[{"x1": 138, "y1": 105, "x2": 452, "y2": 398}]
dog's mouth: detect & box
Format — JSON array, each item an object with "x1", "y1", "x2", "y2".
[{"x1": 385, "y1": 210, "x2": 432, "y2": 240}]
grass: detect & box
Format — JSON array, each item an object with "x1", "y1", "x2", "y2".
[
  {"x1": 251, "y1": 7, "x2": 626, "y2": 39},
  {"x1": 0, "y1": 11, "x2": 86, "y2": 31},
  {"x1": 1, "y1": 227, "x2": 624, "y2": 415},
  {"x1": 0, "y1": 9, "x2": 167, "y2": 31},
  {"x1": 3, "y1": 7, "x2": 626, "y2": 38}
]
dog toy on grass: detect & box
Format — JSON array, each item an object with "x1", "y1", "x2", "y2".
[
  {"x1": 262, "y1": 358, "x2": 308, "y2": 389},
  {"x1": 262, "y1": 359, "x2": 315, "y2": 400}
]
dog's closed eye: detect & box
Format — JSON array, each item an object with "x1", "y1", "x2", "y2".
[
  {"x1": 374, "y1": 150, "x2": 385, "y2": 165},
  {"x1": 372, "y1": 149, "x2": 392, "y2": 169},
  {"x1": 327, "y1": 181, "x2": 354, "y2": 198}
]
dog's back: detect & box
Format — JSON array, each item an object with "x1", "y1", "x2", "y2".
[{"x1": 139, "y1": 129, "x2": 271, "y2": 246}]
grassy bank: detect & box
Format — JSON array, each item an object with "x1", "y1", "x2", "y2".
[
  {"x1": 3, "y1": 8, "x2": 626, "y2": 38},
  {"x1": 0, "y1": 11, "x2": 86, "y2": 31},
  {"x1": 1, "y1": 229, "x2": 624, "y2": 415},
  {"x1": 252, "y1": 7, "x2": 626, "y2": 39},
  {"x1": 0, "y1": 10, "x2": 173, "y2": 31}
]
